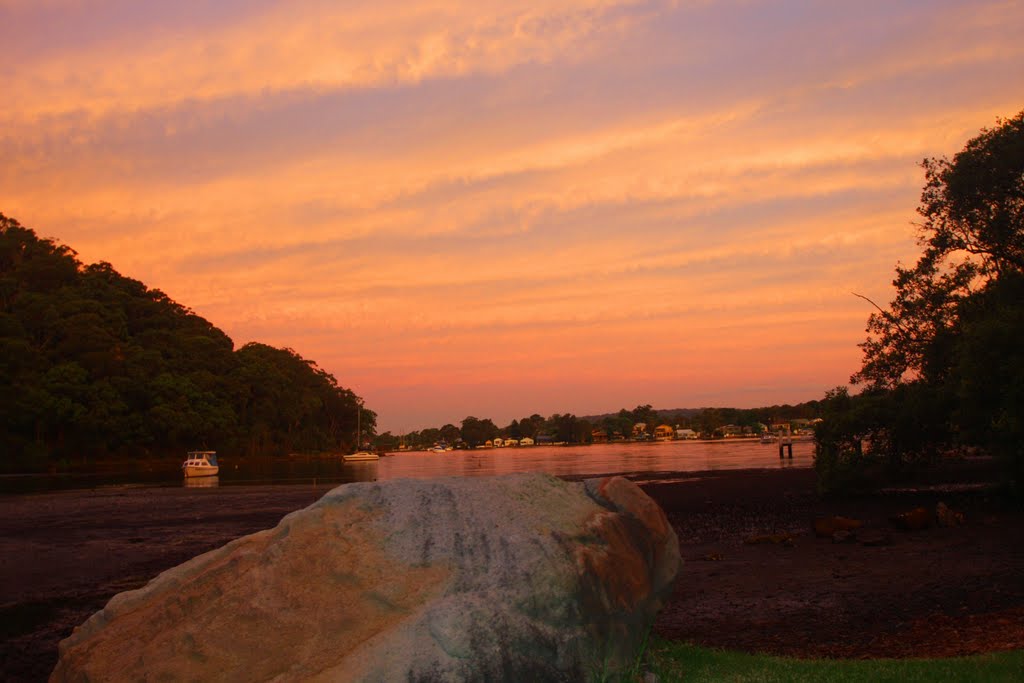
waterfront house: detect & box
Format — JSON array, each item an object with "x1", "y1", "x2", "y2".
[{"x1": 654, "y1": 425, "x2": 675, "y2": 441}]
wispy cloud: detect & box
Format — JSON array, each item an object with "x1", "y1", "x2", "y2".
[
  {"x1": 3, "y1": 0, "x2": 651, "y2": 120},
  {"x1": 3, "y1": 0, "x2": 1022, "y2": 430}
]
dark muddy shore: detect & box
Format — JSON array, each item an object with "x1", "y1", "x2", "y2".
[
  {"x1": 643, "y1": 467, "x2": 1024, "y2": 659},
  {"x1": 2, "y1": 467, "x2": 1022, "y2": 682},
  {"x1": 0, "y1": 484, "x2": 327, "y2": 682}
]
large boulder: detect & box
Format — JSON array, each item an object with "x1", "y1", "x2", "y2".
[{"x1": 52, "y1": 473, "x2": 680, "y2": 682}]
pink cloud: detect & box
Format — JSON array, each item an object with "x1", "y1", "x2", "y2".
[{"x1": 3, "y1": 0, "x2": 1022, "y2": 431}]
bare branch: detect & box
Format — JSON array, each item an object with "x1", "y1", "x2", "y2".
[{"x1": 851, "y1": 292, "x2": 909, "y2": 333}]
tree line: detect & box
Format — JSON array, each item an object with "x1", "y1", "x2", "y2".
[
  {"x1": 376, "y1": 401, "x2": 823, "y2": 450},
  {"x1": 0, "y1": 215, "x2": 373, "y2": 470},
  {"x1": 816, "y1": 109, "x2": 1024, "y2": 494}
]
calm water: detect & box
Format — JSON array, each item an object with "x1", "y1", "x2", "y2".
[{"x1": 1, "y1": 439, "x2": 815, "y2": 493}]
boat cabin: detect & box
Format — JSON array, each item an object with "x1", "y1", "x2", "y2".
[{"x1": 185, "y1": 451, "x2": 218, "y2": 467}]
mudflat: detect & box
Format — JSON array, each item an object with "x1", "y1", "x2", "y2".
[
  {"x1": 0, "y1": 483, "x2": 327, "y2": 683},
  {"x1": 2, "y1": 467, "x2": 1023, "y2": 682},
  {"x1": 642, "y1": 467, "x2": 1024, "y2": 659}
]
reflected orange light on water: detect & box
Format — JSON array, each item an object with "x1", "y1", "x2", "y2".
[{"x1": 369, "y1": 440, "x2": 816, "y2": 482}]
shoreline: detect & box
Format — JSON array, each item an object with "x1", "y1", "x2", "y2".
[{"x1": 2, "y1": 466, "x2": 1020, "y2": 681}]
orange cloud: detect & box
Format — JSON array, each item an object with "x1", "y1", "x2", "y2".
[
  {"x1": 3, "y1": 0, "x2": 1023, "y2": 430},
  {"x1": 4, "y1": 0, "x2": 651, "y2": 123}
]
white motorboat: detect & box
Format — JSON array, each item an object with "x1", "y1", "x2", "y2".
[
  {"x1": 182, "y1": 451, "x2": 219, "y2": 478},
  {"x1": 343, "y1": 451, "x2": 379, "y2": 462}
]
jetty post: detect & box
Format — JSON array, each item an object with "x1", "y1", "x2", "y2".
[{"x1": 778, "y1": 428, "x2": 793, "y2": 459}]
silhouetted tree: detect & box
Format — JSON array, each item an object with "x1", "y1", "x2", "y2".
[{"x1": 822, "y1": 110, "x2": 1024, "y2": 491}]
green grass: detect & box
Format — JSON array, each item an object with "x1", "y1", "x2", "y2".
[{"x1": 645, "y1": 640, "x2": 1024, "y2": 683}]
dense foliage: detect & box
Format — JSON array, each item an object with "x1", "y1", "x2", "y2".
[
  {"x1": 817, "y1": 110, "x2": 1024, "y2": 492},
  {"x1": 0, "y1": 215, "x2": 373, "y2": 469}
]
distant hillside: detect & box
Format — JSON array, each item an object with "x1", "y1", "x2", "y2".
[
  {"x1": 579, "y1": 407, "x2": 700, "y2": 424},
  {"x1": 0, "y1": 213, "x2": 371, "y2": 468}
]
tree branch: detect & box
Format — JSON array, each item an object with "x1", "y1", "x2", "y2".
[{"x1": 851, "y1": 292, "x2": 909, "y2": 333}]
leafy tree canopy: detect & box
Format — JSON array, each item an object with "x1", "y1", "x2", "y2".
[
  {"x1": 821, "y1": 110, "x2": 1024, "y2": 492},
  {"x1": 0, "y1": 214, "x2": 371, "y2": 467},
  {"x1": 855, "y1": 110, "x2": 1024, "y2": 388}
]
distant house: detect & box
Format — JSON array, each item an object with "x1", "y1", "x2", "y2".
[
  {"x1": 676, "y1": 428, "x2": 698, "y2": 440},
  {"x1": 591, "y1": 429, "x2": 609, "y2": 443},
  {"x1": 519, "y1": 437, "x2": 535, "y2": 446},
  {"x1": 791, "y1": 418, "x2": 815, "y2": 435},
  {"x1": 632, "y1": 423, "x2": 647, "y2": 437},
  {"x1": 654, "y1": 425, "x2": 675, "y2": 441},
  {"x1": 721, "y1": 424, "x2": 743, "y2": 438}
]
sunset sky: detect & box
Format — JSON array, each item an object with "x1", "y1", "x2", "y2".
[{"x1": 3, "y1": 1, "x2": 1022, "y2": 432}]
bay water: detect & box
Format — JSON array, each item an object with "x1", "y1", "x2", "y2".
[{"x1": 2, "y1": 439, "x2": 815, "y2": 493}]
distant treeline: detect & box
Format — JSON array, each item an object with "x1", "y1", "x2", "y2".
[
  {"x1": 0, "y1": 214, "x2": 373, "y2": 469},
  {"x1": 379, "y1": 402, "x2": 823, "y2": 450}
]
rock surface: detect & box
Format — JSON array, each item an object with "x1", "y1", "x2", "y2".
[
  {"x1": 813, "y1": 516, "x2": 863, "y2": 538},
  {"x1": 51, "y1": 473, "x2": 680, "y2": 682},
  {"x1": 891, "y1": 506, "x2": 933, "y2": 531},
  {"x1": 935, "y1": 501, "x2": 964, "y2": 528}
]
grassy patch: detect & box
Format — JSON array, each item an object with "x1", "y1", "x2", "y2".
[{"x1": 646, "y1": 640, "x2": 1024, "y2": 682}]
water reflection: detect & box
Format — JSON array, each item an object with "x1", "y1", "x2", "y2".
[
  {"x1": 0, "y1": 439, "x2": 815, "y2": 493},
  {"x1": 372, "y1": 439, "x2": 815, "y2": 483},
  {"x1": 183, "y1": 476, "x2": 219, "y2": 488},
  {"x1": 340, "y1": 460, "x2": 379, "y2": 481}
]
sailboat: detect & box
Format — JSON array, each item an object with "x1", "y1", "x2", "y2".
[{"x1": 343, "y1": 401, "x2": 379, "y2": 462}]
